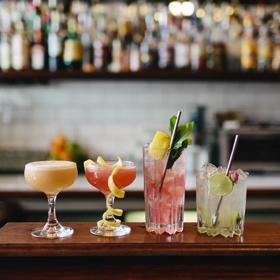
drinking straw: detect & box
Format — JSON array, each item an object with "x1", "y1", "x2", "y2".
[
  {"x1": 212, "y1": 134, "x2": 239, "y2": 226},
  {"x1": 159, "y1": 110, "x2": 181, "y2": 191}
]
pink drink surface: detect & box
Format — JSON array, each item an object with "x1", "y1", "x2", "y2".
[
  {"x1": 144, "y1": 156, "x2": 185, "y2": 235},
  {"x1": 85, "y1": 164, "x2": 136, "y2": 196}
]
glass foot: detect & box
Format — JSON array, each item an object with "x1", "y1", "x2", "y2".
[
  {"x1": 90, "y1": 224, "x2": 131, "y2": 237},
  {"x1": 32, "y1": 223, "x2": 74, "y2": 239}
]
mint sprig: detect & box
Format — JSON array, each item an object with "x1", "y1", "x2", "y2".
[{"x1": 166, "y1": 115, "x2": 193, "y2": 169}]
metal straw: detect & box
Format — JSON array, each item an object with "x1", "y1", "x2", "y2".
[
  {"x1": 159, "y1": 110, "x2": 182, "y2": 191},
  {"x1": 212, "y1": 135, "x2": 239, "y2": 226}
]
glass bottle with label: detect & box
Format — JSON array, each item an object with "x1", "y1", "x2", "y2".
[
  {"x1": 31, "y1": 4, "x2": 46, "y2": 71},
  {"x1": 190, "y1": 32, "x2": 206, "y2": 71},
  {"x1": 11, "y1": 21, "x2": 30, "y2": 71},
  {"x1": 241, "y1": 27, "x2": 257, "y2": 71},
  {"x1": 257, "y1": 25, "x2": 272, "y2": 71},
  {"x1": 158, "y1": 28, "x2": 174, "y2": 70},
  {"x1": 240, "y1": 14, "x2": 257, "y2": 71},
  {"x1": 174, "y1": 30, "x2": 190, "y2": 69},
  {"x1": 0, "y1": 33, "x2": 11, "y2": 71},
  {"x1": 140, "y1": 30, "x2": 158, "y2": 70},
  {"x1": 48, "y1": 0, "x2": 63, "y2": 71},
  {"x1": 63, "y1": 16, "x2": 82, "y2": 70},
  {"x1": 272, "y1": 31, "x2": 280, "y2": 71}
]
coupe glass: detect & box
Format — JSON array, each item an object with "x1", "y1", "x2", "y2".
[
  {"x1": 24, "y1": 160, "x2": 78, "y2": 239},
  {"x1": 85, "y1": 160, "x2": 136, "y2": 237}
]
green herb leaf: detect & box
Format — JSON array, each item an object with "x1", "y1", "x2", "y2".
[{"x1": 166, "y1": 115, "x2": 193, "y2": 169}]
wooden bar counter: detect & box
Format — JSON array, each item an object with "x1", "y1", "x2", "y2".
[{"x1": 0, "y1": 222, "x2": 280, "y2": 279}]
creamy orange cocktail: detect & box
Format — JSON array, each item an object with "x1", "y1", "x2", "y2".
[
  {"x1": 25, "y1": 161, "x2": 77, "y2": 195},
  {"x1": 24, "y1": 160, "x2": 78, "y2": 239}
]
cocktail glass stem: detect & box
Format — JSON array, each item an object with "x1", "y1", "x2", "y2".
[
  {"x1": 104, "y1": 193, "x2": 117, "y2": 224},
  {"x1": 31, "y1": 193, "x2": 74, "y2": 239},
  {"x1": 45, "y1": 194, "x2": 59, "y2": 228}
]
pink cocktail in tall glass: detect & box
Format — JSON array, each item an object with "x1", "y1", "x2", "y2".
[{"x1": 144, "y1": 145, "x2": 186, "y2": 235}]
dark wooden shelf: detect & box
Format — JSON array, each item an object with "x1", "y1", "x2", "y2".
[{"x1": 0, "y1": 69, "x2": 279, "y2": 82}]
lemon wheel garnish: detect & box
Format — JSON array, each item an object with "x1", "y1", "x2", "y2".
[{"x1": 148, "y1": 131, "x2": 171, "y2": 160}]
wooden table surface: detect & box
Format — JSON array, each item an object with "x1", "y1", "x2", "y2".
[
  {"x1": 0, "y1": 222, "x2": 280, "y2": 280},
  {"x1": 0, "y1": 222, "x2": 280, "y2": 257}
]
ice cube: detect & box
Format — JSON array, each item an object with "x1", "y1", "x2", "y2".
[
  {"x1": 217, "y1": 166, "x2": 226, "y2": 174},
  {"x1": 200, "y1": 163, "x2": 218, "y2": 176}
]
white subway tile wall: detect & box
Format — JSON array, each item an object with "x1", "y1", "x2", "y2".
[{"x1": 0, "y1": 81, "x2": 279, "y2": 162}]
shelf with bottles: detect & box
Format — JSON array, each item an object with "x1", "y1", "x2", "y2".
[
  {"x1": 0, "y1": 1, "x2": 279, "y2": 80},
  {"x1": 0, "y1": 69, "x2": 279, "y2": 82}
]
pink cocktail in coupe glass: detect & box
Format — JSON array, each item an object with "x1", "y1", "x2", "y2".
[
  {"x1": 144, "y1": 144, "x2": 186, "y2": 235},
  {"x1": 85, "y1": 159, "x2": 136, "y2": 236}
]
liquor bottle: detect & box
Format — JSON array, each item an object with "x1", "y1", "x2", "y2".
[
  {"x1": 257, "y1": 25, "x2": 272, "y2": 71},
  {"x1": 227, "y1": 15, "x2": 242, "y2": 71},
  {"x1": 93, "y1": 15, "x2": 110, "y2": 71},
  {"x1": 272, "y1": 31, "x2": 280, "y2": 71},
  {"x1": 0, "y1": 33, "x2": 11, "y2": 71},
  {"x1": 63, "y1": 16, "x2": 82, "y2": 70},
  {"x1": 240, "y1": 27, "x2": 257, "y2": 71},
  {"x1": 174, "y1": 30, "x2": 190, "y2": 69},
  {"x1": 140, "y1": 30, "x2": 158, "y2": 70},
  {"x1": 109, "y1": 38, "x2": 122, "y2": 73},
  {"x1": 93, "y1": 34, "x2": 109, "y2": 71},
  {"x1": 129, "y1": 26, "x2": 142, "y2": 72},
  {"x1": 209, "y1": 25, "x2": 227, "y2": 70},
  {"x1": 47, "y1": 0, "x2": 63, "y2": 71},
  {"x1": 0, "y1": 6, "x2": 11, "y2": 71},
  {"x1": 190, "y1": 32, "x2": 206, "y2": 71},
  {"x1": 240, "y1": 14, "x2": 257, "y2": 71},
  {"x1": 11, "y1": 21, "x2": 30, "y2": 71},
  {"x1": 81, "y1": 31, "x2": 94, "y2": 73},
  {"x1": 129, "y1": 42, "x2": 140, "y2": 72},
  {"x1": 31, "y1": 6, "x2": 47, "y2": 70},
  {"x1": 158, "y1": 28, "x2": 174, "y2": 70}
]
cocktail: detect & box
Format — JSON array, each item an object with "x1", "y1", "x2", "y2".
[
  {"x1": 24, "y1": 160, "x2": 78, "y2": 238},
  {"x1": 196, "y1": 163, "x2": 249, "y2": 237},
  {"x1": 144, "y1": 113, "x2": 193, "y2": 235},
  {"x1": 84, "y1": 156, "x2": 136, "y2": 237},
  {"x1": 144, "y1": 145, "x2": 185, "y2": 234}
]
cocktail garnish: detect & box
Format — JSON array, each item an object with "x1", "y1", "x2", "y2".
[
  {"x1": 229, "y1": 171, "x2": 239, "y2": 183},
  {"x1": 94, "y1": 156, "x2": 125, "y2": 228},
  {"x1": 212, "y1": 135, "x2": 239, "y2": 226},
  {"x1": 209, "y1": 173, "x2": 233, "y2": 196},
  {"x1": 148, "y1": 131, "x2": 171, "y2": 160},
  {"x1": 83, "y1": 159, "x2": 97, "y2": 170},
  {"x1": 108, "y1": 157, "x2": 125, "y2": 198},
  {"x1": 167, "y1": 115, "x2": 193, "y2": 169},
  {"x1": 97, "y1": 156, "x2": 108, "y2": 167}
]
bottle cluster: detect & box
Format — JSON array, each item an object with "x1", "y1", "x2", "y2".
[{"x1": 0, "y1": 0, "x2": 279, "y2": 73}]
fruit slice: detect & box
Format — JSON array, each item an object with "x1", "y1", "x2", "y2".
[
  {"x1": 84, "y1": 159, "x2": 97, "y2": 170},
  {"x1": 97, "y1": 156, "x2": 108, "y2": 167},
  {"x1": 209, "y1": 172, "x2": 233, "y2": 196},
  {"x1": 148, "y1": 131, "x2": 171, "y2": 160},
  {"x1": 108, "y1": 160, "x2": 125, "y2": 198}
]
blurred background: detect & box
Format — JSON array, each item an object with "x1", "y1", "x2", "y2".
[{"x1": 0, "y1": 0, "x2": 279, "y2": 226}]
